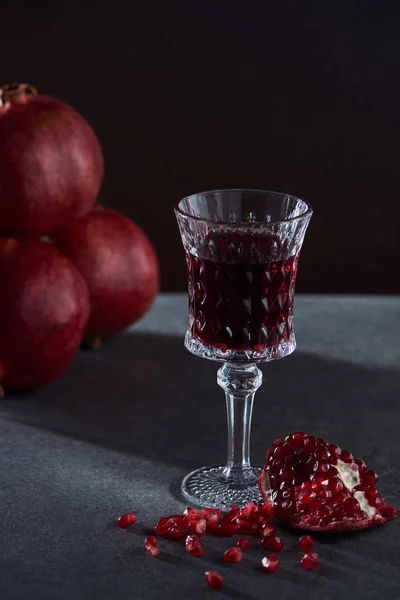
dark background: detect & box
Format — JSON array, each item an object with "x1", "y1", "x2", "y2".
[{"x1": 0, "y1": 0, "x2": 399, "y2": 293}]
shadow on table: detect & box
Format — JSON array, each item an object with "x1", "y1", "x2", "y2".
[{"x1": 0, "y1": 330, "x2": 399, "y2": 475}]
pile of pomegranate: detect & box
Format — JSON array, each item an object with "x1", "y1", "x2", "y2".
[
  {"x1": 116, "y1": 434, "x2": 398, "y2": 590},
  {"x1": 0, "y1": 83, "x2": 159, "y2": 395}
]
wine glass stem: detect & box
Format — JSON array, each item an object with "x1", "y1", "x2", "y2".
[{"x1": 217, "y1": 363, "x2": 262, "y2": 483}]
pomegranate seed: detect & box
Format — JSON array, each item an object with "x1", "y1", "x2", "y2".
[
  {"x1": 223, "y1": 546, "x2": 242, "y2": 563},
  {"x1": 299, "y1": 535, "x2": 314, "y2": 553},
  {"x1": 241, "y1": 501, "x2": 257, "y2": 520},
  {"x1": 258, "y1": 502, "x2": 274, "y2": 521},
  {"x1": 219, "y1": 520, "x2": 240, "y2": 537},
  {"x1": 363, "y1": 470, "x2": 378, "y2": 487},
  {"x1": 117, "y1": 512, "x2": 136, "y2": 529},
  {"x1": 301, "y1": 552, "x2": 320, "y2": 570},
  {"x1": 238, "y1": 519, "x2": 258, "y2": 535},
  {"x1": 302, "y1": 481, "x2": 318, "y2": 491},
  {"x1": 185, "y1": 535, "x2": 205, "y2": 557},
  {"x1": 144, "y1": 536, "x2": 159, "y2": 557},
  {"x1": 154, "y1": 516, "x2": 169, "y2": 535},
  {"x1": 224, "y1": 510, "x2": 240, "y2": 523},
  {"x1": 259, "y1": 524, "x2": 275, "y2": 538},
  {"x1": 355, "y1": 458, "x2": 367, "y2": 473},
  {"x1": 261, "y1": 555, "x2": 280, "y2": 573},
  {"x1": 202, "y1": 508, "x2": 222, "y2": 524},
  {"x1": 260, "y1": 535, "x2": 283, "y2": 552},
  {"x1": 206, "y1": 521, "x2": 222, "y2": 534},
  {"x1": 165, "y1": 526, "x2": 185, "y2": 541},
  {"x1": 183, "y1": 506, "x2": 201, "y2": 519},
  {"x1": 183, "y1": 507, "x2": 202, "y2": 527},
  {"x1": 237, "y1": 538, "x2": 250, "y2": 551},
  {"x1": 340, "y1": 450, "x2": 353, "y2": 463},
  {"x1": 229, "y1": 504, "x2": 240, "y2": 512},
  {"x1": 154, "y1": 515, "x2": 184, "y2": 535},
  {"x1": 205, "y1": 570, "x2": 223, "y2": 590},
  {"x1": 298, "y1": 490, "x2": 316, "y2": 504},
  {"x1": 292, "y1": 432, "x2": 305, "y2": 446},
  {"x1": 329, "y1": 478, "x2": 344, "y2": 494},
  {"x1": 188, "y1": 517, "x2": 207, "y2": 537}
]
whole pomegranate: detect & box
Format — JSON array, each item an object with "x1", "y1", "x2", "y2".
[
  {"x1": 0, "y1": 239, "x2": 90, "y2": 393},
  {"x1": 0, "y1": 83, "x2": 103, "y2": 238},
  {"x1": 259, "y1": 432, "x2": 399, "y2": 532},
  {"x1": 54, "y1": 208, "x2": 160, "y2": 342}
]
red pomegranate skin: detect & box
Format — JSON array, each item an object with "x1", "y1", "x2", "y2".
[
  {"x1": 0, "y1": 86, "x2": 103, "y2": 238},
  {"x1": 54, "y1": 208, "x2": 160, "y2": 338},
  {"x1": 0, "y1": 239, "x2": 90, "y2": 391}
]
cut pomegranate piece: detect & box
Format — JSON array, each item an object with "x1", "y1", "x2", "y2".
[
  {"x1": 144, "y1": 536, "x2": 159, "y2": 557},
  {"x1": 260, "y1": 535, "x2": 283, "y2": 552},
  {"x1": 185, "y1": 535, "x2": 205, "y2": 557},
  {"x1": 237, "y1": 538, "x2": 250, "y2": 551},
  {"x1": 299, "y1": 535, "x2": 314, "y2": 553},
  {"x1": 261, "y1": 555, "x2": 280, "y2": 573},
  {"x1": 205, "y1": 571, "x2": 223, "y2": 590},
  {"x1": 300, "y1": 552, "x2": 320, "y2": 571},
  {"x1": 223, "y1": 546, "x2": 242, "y2": 562},
  {"x1": 117, "y1": 512, "x2": 136, "y2": 529},
  {"x1": 259, "y1": 433, "x2": 399, "y2": 531}
]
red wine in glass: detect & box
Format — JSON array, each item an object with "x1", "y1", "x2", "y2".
[{"x1": 186, "y1": 230, "x2": 299, "y2": 351}]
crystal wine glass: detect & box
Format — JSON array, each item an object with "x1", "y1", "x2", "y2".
[{"x1": 175, "y1": 189, "x2": 312, "y2": 509}]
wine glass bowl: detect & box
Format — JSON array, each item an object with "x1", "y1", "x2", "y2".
[{"x1": 175, "y1": 190, "x2": 312, "y2": 509}]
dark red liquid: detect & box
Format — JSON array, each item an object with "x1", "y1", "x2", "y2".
[{"x1": 186, "y1": 231, "x2": 298, "y2": 351}]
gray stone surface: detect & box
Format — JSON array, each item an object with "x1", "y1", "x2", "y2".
[{"x1": 0, "y1": 294, "x2": 399, "y2": 599}]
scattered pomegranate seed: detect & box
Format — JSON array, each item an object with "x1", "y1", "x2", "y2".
[
  {"x1": 183, "y1": 507, "x2": 202, "y2": 527},
  {"x1": 299, "y1": 535, "x2": 315, "y2": 553},
  {"x1": 223, "y1": 546, "x2": 242, "y2": 563},
  {"x1": 259, "y1": 524, "x2": 275, "y2": 539},
  {"x1": 261, "y1": 555, "x2": 280, "y2": 573},
  {"x1": 238, "y1": 519, "x2": 258, "y2": 535},
  {"x1": 185, "y1": 535, "x2": 205, "y2": 557},
  {"x1": 229, "y1": 505, "x2": 240, "y2": 512},
  {"x1": 154, "y1": 516, "x2": 170, "y2": 535},
  {"x1": 205, "y1": 570, "x2": 223, "y2": 590},
  {"x1": 165, "y1": 526, "x2": 186, "y2": 541},
  {"x1": 219, "y1": 520, "x2": 240, "y2": 537},
  {"x1": 241, "y1": 501, "x2": 257, "y2": 520},
  {"x1": 117, "y1": 512, "x2": 136, "y2": 529},
  {"x1": 260, "y1": 535, "x2": 283, "y2": 552},
  {"x1": 259, "y1": 432, "x2": 399, "y2": 531},
  {"x1": 236, "y1": 537, "x2": 250, "y2": 551},
  {"x1": 188, "y1": 517, "x2": 207, "y2": 538},
  {"x1": 144, "y1": 536, "x2": 159, "y2": 557},
  {"x1": 300, "y1": 552, "x2": 320, "y2": 570},
  {"x1": 202, "y1": 508, "x2": 222, "y2": 524},
  {"x1": 154, "y1": 515, "x2": 185, "y2": 537}
]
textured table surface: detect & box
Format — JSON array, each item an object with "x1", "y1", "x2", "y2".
[{"x1": 0, "y1": 294, "x2": 399, "y2": 600}]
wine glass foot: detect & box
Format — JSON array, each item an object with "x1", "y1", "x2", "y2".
[{"x1": 181, "y1": 465, "x2": 263, "y2": 510}]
